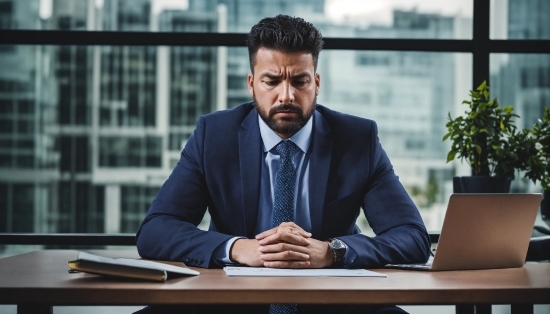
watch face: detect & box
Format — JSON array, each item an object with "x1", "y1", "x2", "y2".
[
  {"x1": 330, "y1": 238, "x2": 346, "y2": 266},
  {"x1": 331, "y1": 239, "x2": 345, "y2": 250}
]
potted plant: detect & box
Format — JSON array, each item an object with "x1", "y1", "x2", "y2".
[
  {"x1": 523, "y1": 107, "x2": 550, "y2": 190},
  {"x1": 524, "y1": 107, "x2": 550, "y2": 224},
  {"x1": 443, "y1": 81, "x2": 528, "y2": 193}
]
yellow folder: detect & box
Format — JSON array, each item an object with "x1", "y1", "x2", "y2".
[{"x1": 68, "y1": 252, "x2": 199, "y2": 282}]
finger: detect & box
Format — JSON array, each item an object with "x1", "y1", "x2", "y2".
[
  {"x1": 279, "y1": 222, "x2": 312, "y2": 238},
  {"x1": 264, "y1": 260, "x2": 311, "y2": 268},
  {"x1": 283, "y1": 232, "x2": 311, "y2": 245},
  {"x1": 258, "y1": 232, "x2": 311, "y2": 246},
  {"x1": 290, "y1": 227, "x2": 312, "y2": 238},
  {"x1": 259, "y1": 250, "x2": 309, "y2": 261},
  {"x1": 256, "y1": 224, "x2": 312, "y2": 240},
  {"x1": 260, "y1": 226, "x2": 311, "y2": 245},
  {"x1": 279, "y1": 221, "x2": 301, "y2": 228},
  {"x1": 258, "y1": 242, "x2": 309, "y2": 254},
  {"x1": 255, "y1": 227, "x2": 278, "y2": 240}
]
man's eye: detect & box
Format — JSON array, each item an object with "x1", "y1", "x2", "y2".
[
  {"x1": 264, "y1": 80, "x2": 278, "y2": 86},
  {"x1": 294, "y1": 80, "x2": 308, "y2": 86}
]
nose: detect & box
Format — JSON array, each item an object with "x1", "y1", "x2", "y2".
[{"x1": 278, "y1": 82, "x2": 295, "y2": 104}]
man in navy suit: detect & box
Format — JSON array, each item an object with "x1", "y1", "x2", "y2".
[{"x1": 136, "y1": 14, "x2": 430, "y2": 314}]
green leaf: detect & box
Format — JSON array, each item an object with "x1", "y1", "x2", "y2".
[
  {"x1": 475, "y1": 145, "x2": 482, "y2": 155},
  {"x1": 503, "y1": 105, "x2": 514, "y2": 113},
  {"x1": 446, "y1": 150, "x2": 457, "y2": 163},
  {"x1": 477, "y1": 80, "x2": 487, "y2": 91}
]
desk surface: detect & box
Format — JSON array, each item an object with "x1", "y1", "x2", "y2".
[{"x1": 0, "y1": 250, "x2": 549, "y2": 306}]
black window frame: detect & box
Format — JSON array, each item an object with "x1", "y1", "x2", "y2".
[
  {"x1": 0, "y1": 0, "x2": 548, "y2": 245},
  {"x1": 0, "y1": 1, "x2": 548, "y2": 90}
]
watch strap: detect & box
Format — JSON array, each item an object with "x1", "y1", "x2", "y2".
[{"x1": 328, "y1": 238, "x2": 346, "y2": 267}]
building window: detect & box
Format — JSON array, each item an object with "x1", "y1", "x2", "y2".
[
  {"x1": 99, "y1": 136, "x2": 162, "y2": 168},
  {"x1": 0, "y1": 0, "x2": 548, "y2": 237}
]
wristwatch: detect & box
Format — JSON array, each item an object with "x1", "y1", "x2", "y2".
[{"x1": 328, "y1": 238, "x2": 347, "y2": 267}]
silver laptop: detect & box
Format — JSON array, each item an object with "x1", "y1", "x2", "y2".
[{"x1": 386, "y1": 193, "x2": 542, "y2": 271}]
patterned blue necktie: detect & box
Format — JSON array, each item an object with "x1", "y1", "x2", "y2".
[
  {"x1": 270, "y1": 140, "x2": 298, "y2": 314},
  {"x1": 272, "y1": 140, "x2": 297, "y2": 227}
]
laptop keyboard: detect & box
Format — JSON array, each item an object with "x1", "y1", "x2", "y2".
[{"x1": 384, "y1": 256, "x2": 434, "y2": 270}]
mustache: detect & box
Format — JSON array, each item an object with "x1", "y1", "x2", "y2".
[{"x1": 269, "y1": 103, "x2": 302, "y2": 115}]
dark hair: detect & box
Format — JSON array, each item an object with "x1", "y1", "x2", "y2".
[{"x1": 246, "y1": 15, "x2": 324, "y2": 72}]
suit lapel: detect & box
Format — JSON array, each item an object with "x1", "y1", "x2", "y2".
[
  {"x1": 308, "y1": 110, "x2": 332, "y2": 238},
  {"x1": 238, "y1": 109, "x2": 262, "y2": 238}
]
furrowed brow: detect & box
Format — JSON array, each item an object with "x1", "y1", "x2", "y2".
[
  {"x1": 261, "y1": 73, "x2": 282, "y2": 80},
  {"x1": 292, "y1": 73, "x2": 311, "y2": 80},
  {"x1": 259, "y1": 72, "x2": 311, "y2": 80}
]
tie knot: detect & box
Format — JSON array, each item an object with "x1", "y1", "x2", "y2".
[{"x1": 276, "y1": 140, "x2": 297, "y2": 159}]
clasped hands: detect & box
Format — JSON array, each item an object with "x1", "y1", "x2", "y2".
[{"x1": 230, "y1": 222, "x2": 334, "y2": 268}]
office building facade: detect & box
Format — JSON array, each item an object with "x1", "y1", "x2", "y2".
[{"x1": 0, "y1": 0, "x2": 547, "y2": 239}]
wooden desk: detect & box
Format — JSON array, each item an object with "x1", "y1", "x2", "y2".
[{"x1": 0, "y1": 250, "x2": 548, "y2": 314}]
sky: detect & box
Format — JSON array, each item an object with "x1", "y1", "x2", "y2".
[
  {"x1": 40, "y1": 0, "x2": 473, "y2": 24},
  {"x1": 40, "y1": 0, "x2": 189, "y2": 17},
  {"x1": 325, "y1": 0, "x2": 472, "y2": 26}
]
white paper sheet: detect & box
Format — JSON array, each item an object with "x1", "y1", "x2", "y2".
[{"x1": 223, "y1": 267, "x2": 387, "y2": 277}]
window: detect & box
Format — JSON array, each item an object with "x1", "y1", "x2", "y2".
[
  {"x1": 491, "y1": 0, "x2": 550, "y2": 40},
  {"x1": 99, "y1": 136, "x2": 162, "y2": 168},
  {"x1": 120, "y1": 185, "x2": 158, "y2": 233},
  {"x1": 491, "y1": 54, "x2": 550, "y2": 137},
  {"x1": 0, "y1": 0, "x2": 548, "y2": 242}
]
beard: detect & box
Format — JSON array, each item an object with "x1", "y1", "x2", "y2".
[{"x1": 253, "y1": 93, "x2": 316, "y2": 137}]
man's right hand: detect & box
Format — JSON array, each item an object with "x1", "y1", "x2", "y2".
[{"x1": 229, "y1": 238, "x2": 265, "y2": 267}]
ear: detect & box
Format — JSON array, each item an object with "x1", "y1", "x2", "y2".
[
  {"x1": 315, "y1": 72, "x2": 321, "y2": 95},
  {"x1": 247, "y1": 73, "x2": 254, "y2": 97}
]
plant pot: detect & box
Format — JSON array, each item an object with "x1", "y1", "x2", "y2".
[{"x1": 453, "y1": 176, "x2": 512, "y2": 193}]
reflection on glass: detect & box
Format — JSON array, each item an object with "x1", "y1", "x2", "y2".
[
  {"x1": 120, "y1": 185, "x2": 157, "y2": 233},
  {"x1": 0, "y1": 41, "x2": 472, "y2": 237},
  {"x1": 0, "y1": 0, "x2": 545, "y2": 240},
  {"x1": 100, "y1": 46, "x2": 157, "y2": 127},
  {"x1": 491, "y1": 0, "x2": 550, "y2": 39},
  {"x1": 1, "y1": 0, "x2": 473, "y2": 39},
  {"x1": 317, "y1": 51, "x2": 472, "y2": 232},
  {"x1": 491, "y1": 53, "x2": 550, "y2": 192}
]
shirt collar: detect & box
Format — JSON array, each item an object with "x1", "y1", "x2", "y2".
[{"x1": 258, "y1": 113, "x2": 313, "y2": 154}]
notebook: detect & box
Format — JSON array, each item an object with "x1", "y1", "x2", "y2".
[{"x1": 386, "y1": 193, "x2": 542, "y2": 271}]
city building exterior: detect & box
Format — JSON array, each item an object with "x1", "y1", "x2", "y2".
[
  {"x1": 0, "y1": 0, "x2": 219, "y2": 235},
  {"x1": 0, "y1": 0, "x2": 58, "y2": 234},
  {"x1": 491, "y1": 0, "x2": 549, "y2": 128},
  {"x1": 0, "y1": 0, "x2": 546, "y2": 241}
]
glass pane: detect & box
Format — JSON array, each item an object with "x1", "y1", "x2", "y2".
[
  {"x1": 120, "y1": 185, "x2": 157, "y2": 233},
  {"x1": 0, "y1": 42, "x2": 472, "y2": 240},
  {"x1": 490, "y1": 53, "x2": 550, "y2": 192},
  {"x1": 491, "y1": 0, "x2": 550, "y2": 39},
  {"x1": 2, "y1": 0, "x2": 472, "y2": 39},
  {"x1": 318, "y1": 51, "x2": 472, "y2": 233}
]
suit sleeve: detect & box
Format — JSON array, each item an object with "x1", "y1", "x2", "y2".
[
  {"x1": 136, "y1": 116, "x2": 233, "y2": 268},
  {"x1": 339, "y1": 122, "x2": 431, "y2": 268}
]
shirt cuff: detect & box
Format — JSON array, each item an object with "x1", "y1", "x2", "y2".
[{"x1": 212, "y1": 236, "x2": 245, "y2": 266}]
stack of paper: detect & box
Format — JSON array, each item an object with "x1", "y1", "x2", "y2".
[{"x1": 223, "y1": 267, "x2": 387, "y2": 277}]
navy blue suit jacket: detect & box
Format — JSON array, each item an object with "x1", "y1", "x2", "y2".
[{"x1": 136, "y1": 103, "x2": 431, "y2": 268}]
